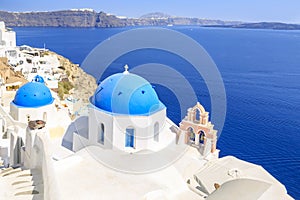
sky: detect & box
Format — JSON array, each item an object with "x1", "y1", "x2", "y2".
[{"x1": 1, "y1": 0, "x2": 300, "y2": 23}]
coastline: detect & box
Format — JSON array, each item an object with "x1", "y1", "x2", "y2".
[{"x1": 1, "y1": 10, "x2": 300, "y2": 30}]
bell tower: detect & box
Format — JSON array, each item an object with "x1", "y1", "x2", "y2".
[{"x1": 179, "y1": 102, "x2": 218, "y2": 157}]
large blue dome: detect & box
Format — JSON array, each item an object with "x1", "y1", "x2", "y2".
[
  {"x1": 13, "y1": 82, "x2": 54, "y2": 107},
  {"x1": 90, "y1": 72, "x2": 165, "y2": 115}
]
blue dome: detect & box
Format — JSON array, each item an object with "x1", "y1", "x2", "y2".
[
  {"x1": 32, "y1": 75, "x2": 45, "y2": 83},
  {"x1": 90, "y1": 73, "x2": 165, "y2": 115},
  {"x1": 13, "y1": 82, "x2": 54, "y2": 107}
]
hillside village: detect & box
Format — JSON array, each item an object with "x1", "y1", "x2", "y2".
[{"x1": 0, "y1": 21, "x2": 97, "y2": 118}]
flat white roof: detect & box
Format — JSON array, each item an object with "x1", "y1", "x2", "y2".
[{"x1": 53, "y1": 145, "x2": 207, "y2": 200}]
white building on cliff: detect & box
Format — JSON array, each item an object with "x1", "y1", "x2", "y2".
[{"x1": 0, "y1": 21, "x2": 16, "y2": 50}]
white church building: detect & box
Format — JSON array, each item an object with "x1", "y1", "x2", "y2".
[{"x1": 72, "y1": 68, "x2": 182, "y2": 154}]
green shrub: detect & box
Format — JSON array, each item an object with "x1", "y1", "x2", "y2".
[{"x1": 58, "y1": 81, "x2": 74, "y2": 99}]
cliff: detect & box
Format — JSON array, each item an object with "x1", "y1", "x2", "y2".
[
  {"x1": 0, "y1": 10, "x2": 127, "y2": 27},
  {"x1": 0, "y1": 10, "x2": 240, "y2": 27},
  {"x1": 1, "y1": 10, "x2": 299, "y2": 30}
]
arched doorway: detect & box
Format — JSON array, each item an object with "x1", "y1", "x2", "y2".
[
  {"x1": 125, "y1": 127, "x2": 135, "y2": 148},
  {"x1": 14, "y1": 137, "x2": 24, "y2": 165}
]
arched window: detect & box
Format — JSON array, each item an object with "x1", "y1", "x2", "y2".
[
  {"x1": 125, "y1": 127, "x2": 135, "y2": 148},
  {"x1": 195, "y1": 109, "x2": 201, "y2": 123},
  {"x1": 98, "y1": 123, "x2": 105, "y2": 144},
  {"x1": 199, "y1": 130, "x2": 205, "y2": 144},
  {"x1": 154, "y1": 122, "x2": 159, "y2": 142}
]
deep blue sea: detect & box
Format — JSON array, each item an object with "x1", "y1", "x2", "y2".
[{"x1": 14, "y1": 26, "x2": 300, "y2": 198}]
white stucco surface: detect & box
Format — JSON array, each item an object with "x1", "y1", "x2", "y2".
[{"x1": 53, "y1": 145, "x2": 207, "y2": 200}]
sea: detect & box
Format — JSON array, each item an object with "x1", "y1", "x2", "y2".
[{"x1": 13, "y1": 26, "x2": 300, "y2": 198}]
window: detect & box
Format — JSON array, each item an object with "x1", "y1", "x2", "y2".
[
  {"x1": 195, "y1": 109, "x2": 200, "y2": 122},
  {"x1": 125, "y1": 128, "x2": 135, "y2": 148},
  {"x1": 154, "y1": 122, "x2": 159, "y2": 142},
  {"x1": 98, "y1": 123, "x2": 104, "y2": 144}
]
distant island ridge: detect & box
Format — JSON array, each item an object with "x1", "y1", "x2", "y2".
[{"x1": 0, "y1": 10, "x2": 300, "y2": 30}]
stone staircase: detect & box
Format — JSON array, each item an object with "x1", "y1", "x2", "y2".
[{"x1": 0, "y1": 164, "x2": 44, "y2": 200}]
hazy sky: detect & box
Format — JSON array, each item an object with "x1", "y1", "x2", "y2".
[{"x1": 1, "y1": 0, "x2": 300, "y2": 23}]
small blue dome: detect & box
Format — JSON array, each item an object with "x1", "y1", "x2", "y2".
[
  {"x1": 32, "y1": 75, "x2": 45, "y2": 83},
  {"x1": 13, "y1": 82, "x2": 54, "y2": 107},
  {"x1": 90, "y1": 73, "x2": 165, "y2": 115}
]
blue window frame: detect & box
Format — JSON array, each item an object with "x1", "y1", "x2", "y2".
[{"x1": 125, "y1": 128, "x2": 135, "y2": 148}]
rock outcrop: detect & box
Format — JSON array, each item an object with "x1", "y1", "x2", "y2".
[{"x1": 54, "y1": 52, "x2": 97, "y2": 104}]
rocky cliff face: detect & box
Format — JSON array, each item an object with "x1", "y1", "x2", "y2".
[
  {"x1": 0, "y1": 10, "x2": 240, "y2": 27},
  {"x1": 54, "y1": 52, "x2": 97, "y2": 103},
  {"x1": 0, "y1": 10, "x2": 127, "y2": 27}
]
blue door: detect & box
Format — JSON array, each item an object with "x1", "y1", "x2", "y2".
[{"x1": 125, "y1": 128, "x2": 135, "y2": 147}]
